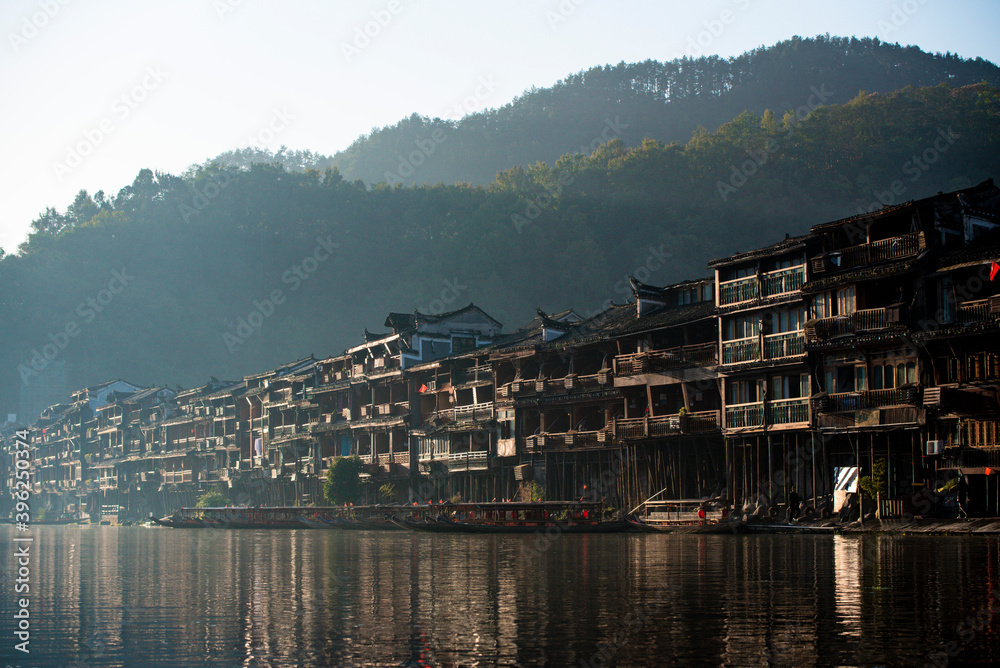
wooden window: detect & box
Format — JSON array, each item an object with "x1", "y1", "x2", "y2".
[{"x1": 837, "y1": 286, "x2": 856, "y2": 315}]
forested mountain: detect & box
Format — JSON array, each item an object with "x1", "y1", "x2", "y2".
[
  {"x1": 203, "y1": 36, "x2": 1000, "y2": 187},
  {"x1": 4, "y1": 36, "x2": 1000, "y2": 420}
]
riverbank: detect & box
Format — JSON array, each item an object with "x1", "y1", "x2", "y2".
[{"x1": 746, "y1": 516, "x2": 1000, "y2": 535}]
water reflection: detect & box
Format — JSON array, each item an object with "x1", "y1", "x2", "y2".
[{"x1": 1, "y1": 526, "x2": 999, "y2": 666}]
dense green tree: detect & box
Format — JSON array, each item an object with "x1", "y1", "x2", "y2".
[{"x1": 324, "y1": 456, "x2": 364, "y2": 505}]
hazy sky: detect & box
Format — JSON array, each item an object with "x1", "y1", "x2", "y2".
[{"x1": 2, "y1": 0, "x2": 999, "y2": 253}]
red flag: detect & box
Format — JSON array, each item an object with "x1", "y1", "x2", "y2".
[
  {"x1": 419, "y1": 383, "x2": 427, "y2": 393},
  {"x1": 987, "y1": 468, "x2": 993, "y2": 476},
  {"x1": 991, "y1": 261, "x2": 999, "y2": 281}
]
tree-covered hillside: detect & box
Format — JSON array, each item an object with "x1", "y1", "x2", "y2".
[{"x1": 206, "y1": 36, "x2": 1000, "y2": 188}]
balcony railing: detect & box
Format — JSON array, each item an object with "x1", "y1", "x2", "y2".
[
  {"x1": 719, "y1": 275, "x2": 758, "y2": 306},
  {"x1": 447, "y1": 451, "x2": 489, "y2": 470},
  {"x1": 819, "y1": 386, "x2": 920, "y2": 413},
  {"x1": 393, "y1": 452, "x2": 410, "y2": 466},
  {"x1": 614, "y1": 410, "x2": 720, "y2": 439},
  {"x1": 763, "y1": 331, "x2": 805, "y2": 359},
  {"x1": 806, "y1": 306, "x2": 905, "y2": 342},
  {"x1": 726, "y1": 402, "x2": 765, "y2": 429},
  {"x1": 815, "y1": 232, "x2": 925, "y2": 272},
  {"x1": 163, "y1": 470, "x2": 193, "y2": 484},
  {"x1": 718, "y1": 330, "x2": 804, "y2": 365},
  {"x1": 454, "y1": 402, "x2": 493, "y2": 423},
  {"x1": 761, "y1": 265, "x2": 806, "y2": 298},
  {"x1": 614, "y1": 342, "x2": 718, "y2": 375},
  {"x1": 722, "y1": 337, "x2": 759, "y2": 365},
  {"x1": 960, "y1": 420, "x2": 1000, "y2": 447},
  {"x1": 767, "y1": 398, "x2": 810, "y2": 424},
  {"x1": 957, "y1": 299, "x2": 993, "y2": 324}
]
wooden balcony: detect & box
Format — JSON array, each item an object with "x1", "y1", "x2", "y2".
[
  {"x1": 163, "y1": 470, "x2": 194, "y2": 485},
  {"x1": 719, "y1": 266, "x2": 806, "y2": 307},
  {"x1": 812, "y1": 232, "x2": 926, "y2": 273},
  {"x1": 447, "y1": 451, "x2": 489, "y2": 471},
  {"x1": 614, "y1": 342, "x2": 718, "y2": 375},
  {"x1": 614, "y1": 410, "x2": 720, "y2": 439},
  {"x1": 766, "y1": 398, "x2": 810, "y2": 425},
  {"x1": 957, "y1": 299, "x2": 1000, "y2": 325},
  {"x1": 454, "y1": 402, "x2": 493, "y2": 423},
  {"x1": 959, "y1": 420, "x2": 1000, "y2": 448},
  {"x1": 761, "y1": 265, "x2": 806, "y2": 298},
  {"x1": 722, "y1": 337, "x2": 759, "y2": 365},
  {"x1": 806, "y1": 306, "x2": 904, "y2": 342},
  {"x1": 817, "y1": 386, "x2": 920, "y2": 413},
  {"x1": 763, "y1": 331, "x2": 805, "y2": 359},
  {"x1": 725, "y1": 402, "x2": 765, "y2": 429},
  {"x1": 719, "y1": 275, "x2": 758, "y2": 306}
]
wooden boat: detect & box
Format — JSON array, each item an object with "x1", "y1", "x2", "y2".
[
  {"x1": 149, "y1": 502, "x2": 631, "y2": 532},
  {"x1": 626, "y1": 514, "x2": 745, "y2": 534},
  {"x1": 628, "y1": 498, "x2": 745, "y2": 534},
  {"x1": 149, "y1": 513, "x2": 203, "y2": 528},
  {"x1": 390, "y1": 501, "x2": 631, "y2": 534}
]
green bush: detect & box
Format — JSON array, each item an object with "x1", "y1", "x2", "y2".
[
  {"x1": 196, "y1": 490, "x2": 231, "y2": 508},
  {"x1": 859, "y1": 458, "x2": 887, "y2": 499},
  {"x1": 324, "y1": 456, "x2": 364, "y2": 504}
]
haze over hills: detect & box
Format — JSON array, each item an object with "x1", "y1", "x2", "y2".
[
  {"x1": 3, "y1": 36, "x2": 1000, "y2": 420},
  {"x1": 208, "y1": 35, "x2": 1000, "y2": 187}
]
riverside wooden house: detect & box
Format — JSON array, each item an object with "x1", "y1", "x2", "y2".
[
  {"x1": 408, "y1": 345, "x2": 498, "y2": 501},
  {"x1": 804, "y1": 182, "x2": 1000, "y2": 515},
  {"x1": 610, "y1": 277, "x2": 724, "y2": 500},
  {"x1": 709, "y1": 234, "x2": 818, "y2": 508},
  {"x1": 4, "y1": 181, "x2": 1000, "y2": 521},
  {"x1": 495, "y1": 307, "x2": 621, "y2": 500}
]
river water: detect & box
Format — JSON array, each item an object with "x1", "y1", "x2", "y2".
[{"x1": 1, "y1": 525, "x2": 998, "y2": 666}]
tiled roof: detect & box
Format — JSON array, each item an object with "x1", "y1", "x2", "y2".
[
  {"x1": 708, "y1": 234, "x2": 811, "y2": 268},
  {"x1": 611, "y1": 301, "x2": 717, "y2": 336}
]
